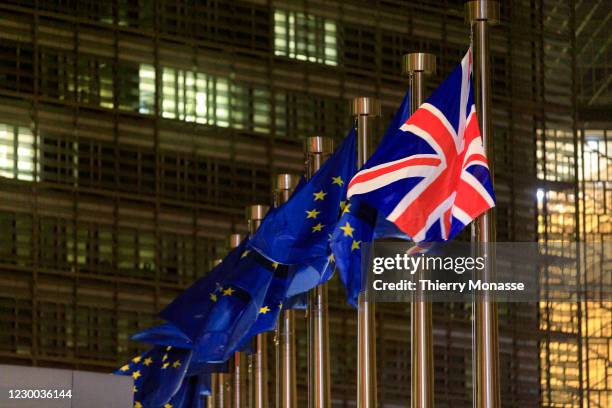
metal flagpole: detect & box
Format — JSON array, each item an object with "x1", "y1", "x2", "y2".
[
  {"x1": 402, "y1": 52, "x2": 436, "y2": 408},
  {"x1": 275, "y1": 174, "x2": 300, "y2": 408},
  {"x1": 217, "y1": 368, "x2": 231, "y2": 408},
  {"x1": 208, "y1": 374, "x2": 218, "y2": 408},
  {"x1": 247, "y1": 204, "x2": 271, "y2": 408},
  {"x1": 465, "y1": 2, "x2": 501, "y2": 408},
  {"x1": 230, "y1": 232, "x2": 248, "y2": 408},
  {"x1": 351, "y1": 96, "x2": 381, "y2": 408},
  {"x1": 306, "y1": 137, "x2": 334, "y2": 408}
]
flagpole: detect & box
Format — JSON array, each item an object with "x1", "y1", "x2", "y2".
[
  {"x1": 275, "y1": 174, "x2": 300, "y2": 408},
  {"x1": 306, "y1": 137, "x2": 334, "y2": 408},
  {"x1": 230, "y1": 232, "x2": 249, "y2": 408},
  {"x1": 208, "y1": 374, "x2": 217, "y2": 408},
  {"x1": 465, "y1": 2, "x2": 501, "y2": 408},
  {"x1": 351, "y1": 96, "x2": 381, "y2": 408},
  {"x1": 247, "y1": 205, "x2": 271, "y2": 408},
  {"x1": 402, "y1": 52, "x2": 436, "y2": 408}
]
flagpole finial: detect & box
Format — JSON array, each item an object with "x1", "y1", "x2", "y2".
[
  {"x1": 306, "y1": 136, "x2": 334, "y2": 154},
  {"x1": 465, "y1": 0, "x2": 500, "y2": 24},
  {"x1": 402, "y1": 53, "x2": 436, "y2": 75},
  {"x1": 246, "y1": 205, "x2": 269, "y2": 223},
  {"x1": 351, "y1": 97, "x2": 381, "y2": 117},
  {"x1": 228, "y1": 233, "x2": 244, "y2": 249},
  {"x1": 275, "y1": 173, "x2": 300, "y2": 192}
]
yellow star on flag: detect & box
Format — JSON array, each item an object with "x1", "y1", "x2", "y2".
[
  {"x1": 332, "y1": 176, "x2": 344, "y2": 186},
  {"x1": 162, "y1": 362, "x2": 170, "y2": 369},
  {"x1": 210, "y1": 292, "x2": 218, "y2": 302},
  {"x1": 166, "y1": 346, "x2": 172, "y2": 351},
  {"x1": 119, "y1": 364, "x2": 130, "y2": 372},
  {"x1": 272, "y1": 262, "x2": 279, "y2": 269},
  {"x1": 164, "y1": 404, "x2": 173, "y2": 408},
  {"x1": 340, "y1": 222, "x2": 354, "y2": 237},
  {"x1": 279, "y1": 302, "x2": 283, "y2": 309},
  {"x1": 162, "y1": 353, "x2": 168, "y2": 361},
  {"x1": 351, "y1": 240, "x2": 361, "y2": 251},
  {"x1": 241, "y1": 249, "x2": 250, "y2": 258},
  {"x1": 132, "y1": 356, "x2": 141, "y2": 363},
  {"x1": 259, "y1": 306, "x2": 270, "y2": 314},
  {"x1": 342, "y1": 203, "x2": 351, "y2": 215},
  {"x1": 313, "y1": 190, "x2": 327, "y2": 201},
  {"x1": 312, "y1": 223, "x2": 324, "y2": 232},
  {"x1": 305, "y1": 209, "x2": 320, "y2": 219},
  {"x1": 143, "y1": 357, "x2": 153, "y2": 366},
  {"x1": 172, "y1": 360, "x2": 181, "y2": 368},
  {"x1": 134, "y1": 402, "x2": 143, "y2": 408},
  {"x1": 328, "y1": 253, "x2": 335, "y2": 263},
  {"x1": 132, "y1": 370, "x2": 141, "y2": 380},
  {"x1": 339, "y1": 200, "x2": 347, "y2": 210},
  {"x1": 132, "y1": 386, "x2": 138, "y2": 393},
  {"x1": 223, "y1": 287, "x2": 235, "y2": 296}
]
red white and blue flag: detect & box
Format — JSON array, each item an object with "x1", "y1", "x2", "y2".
[{"x1": 347, "y1": 50, "x2": 495, "y2": 242}]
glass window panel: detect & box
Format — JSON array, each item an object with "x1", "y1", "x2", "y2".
[
  {"x1": 273, "y1": 9, "x2": 338, "y2": 66},
  {"x1": 0, "y1": 124, "x2": 38, "y2": 181},
  {"x1": 139, "y1": 64, "x2": 156, "y2": 114}
]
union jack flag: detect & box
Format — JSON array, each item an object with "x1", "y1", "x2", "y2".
[{"x1": 347, "y1": 50, "x2": 495, "y2": 242}]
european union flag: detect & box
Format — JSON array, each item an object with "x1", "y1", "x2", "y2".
[
  {"x1": 330, "y1": 200, "x2": 376, "y2": 307},
  {"x1": 114, "y1": 346, "x2": 192, "y2": 408},
  {"x1": 159, "y1": 238, "x2": 246, "y2": 341},
  {"x1": 166, "y1": 373, "x2": 212, "y2": 408},
  {"x1": 132, "y1": 323, "x2": 193, "y2": 349},
  {"x1": 234, "y1": 267, "x2": 292, "y2": 350},
  {"x1": 249, "y1": 129, "x2": 357, "y2": 266},
  {"x1": 159, "y1": 237, "x2": 276, "y2": 363},
  {"x1": 131, "y1": 323, "x2": 226, "y2": 377},
  {"x1": 188, "y1": 243, "x2": 278, "y2": 363},
  {"x1": 330, "y1": 91, "x2": 411, "y2": 307},
  {"x1": 285, "y1": 255, "x2": 333, "y2": 299}
]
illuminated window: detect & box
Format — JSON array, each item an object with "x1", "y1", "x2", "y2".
[
  {"x1": 0, "y1": 124, "x2": 38, "y2": 181},
  {"x1": 139, "y1": 64, "x2": 271, "y2": 133},
  {"x1": 536, "y1": 129, "x2": 575, "y2": 182},
  {"x1": 66, "y1": 59, "x2": 114, "y2": 108},
  {"x1": 274, "y1": 9, "x2": 338, "y2": 66},
  {"x1": 139, "y1": 64, "x2": 156, "y2": 114},
  {"x1": 158, "y1": 67, "x2": 230, "y2": 125}
]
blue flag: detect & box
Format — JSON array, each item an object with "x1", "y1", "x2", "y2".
[
  {"x1": 189, "y1": 244, "x2": 277, "y2": 363},
  {"x1": 131, "y1": 323, "x2": 226, "y2": 377},
  {"x1": 249, "y1": 129, "x2": 357, "y2": 266},
  {"x1": 166, "y1": 373, "x2": 211, "y2": 408},
  {"x1": 159, "y1": 237, "x2": 278, "y2": 363},
  {"x1": 132, "y1": 323, "x2": 193, "y2": 349},
  {"x1": 331, "y1": 91, "x2": 411, "y2": 307},
  {"x1": 330, "y1": 200, "x2": 376, "y2": 307},
  {"x1": 234, "y1": 267, "x2": 292, "y2": 350},
  {"x1": 114, "y1": 346, "x2": 192, "y2": 408},
  {"x1": 159, "y1": 239, "x2": 247, "y2": 341},
  {"x1": 284, "y1": 256, "x2": 333, "y2": 299}
]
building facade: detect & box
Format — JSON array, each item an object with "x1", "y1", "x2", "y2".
[{"x1": 0, "y1": 0, "x2": 609, "y2": 406}]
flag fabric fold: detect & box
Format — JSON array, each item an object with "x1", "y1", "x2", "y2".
[
  {"x1": 330, "y1": 199, "x2": 376, "y2": 307},
  {"x1": 159, "y1": 239, "x2": 247, "y2": 341},
  {"x1": 114, "y1": 346, "x2": 192, "y2": 408},
  {"x1": 333, "y1": 50, "x2": 495, "y2": 306},
  {"x1": 346, "y1": 50, "x2": 495, "y2": 243},
  {"x1": 248, "y1": 129, "x2": 357, "y2": 267},
  {"x1": 188, "y1": 247, "x2": 277, "y2": 363}
]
